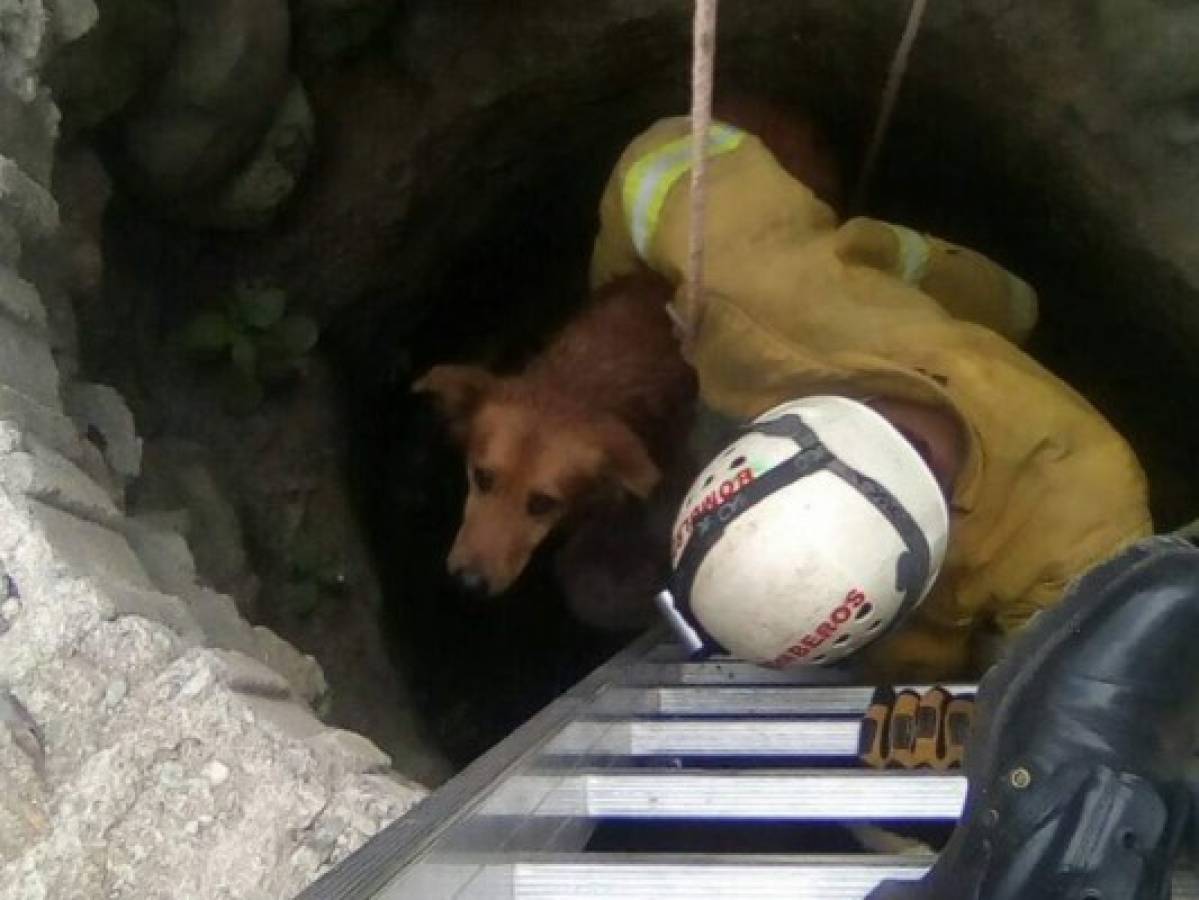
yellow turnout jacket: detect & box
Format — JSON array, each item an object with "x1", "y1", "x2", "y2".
[{"x1": 591, "y1": 118, "x2": 1152, "y2": 681}]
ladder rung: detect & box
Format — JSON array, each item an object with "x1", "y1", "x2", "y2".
[
  {"x1": 504, "y1": 855, "x2": 1199, "y2": 900},
  {"x1": 378, "y1": 854, "x2": 928, "y2": 900},
  {"x1": 381, "y1": 854, "x2": 1199, "y2": 900},
  {"x1": 543, "y1": 719, "x2": 862, "y2": 757},
  {"x1": 511, "y1": 854, "x2": 925, "y2": 899},
  {"x1": 623, "y1": 661, "x2": 858, "y2": 685},
  {"x1": 508, "y1": 858, "x2": 925, "y2": 900},
  {"x1": 482, "y1": 771, "x2": 965, "y2": 820},
  {"x1": 593, "y1": 685, "x2": 974, "y2": 717}
]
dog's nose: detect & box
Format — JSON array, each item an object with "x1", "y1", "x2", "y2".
[{"x1": 451, "y1": 567, "x2": 489, "y2": 595}]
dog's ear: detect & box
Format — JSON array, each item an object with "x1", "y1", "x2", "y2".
[
  {"x1": 412, "y1": 365, "x2": 495, "y2": 436},
  {"x1": 594, "y1": 418, "x2": 660, "y2": 500}
]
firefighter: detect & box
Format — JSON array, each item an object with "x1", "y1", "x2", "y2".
[{"x1": 591, "y1": 115, "x2": 1152, "y2": 684}]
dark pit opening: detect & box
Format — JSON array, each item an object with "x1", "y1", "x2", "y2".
[
  {"x1": 320, "y1": 71, "x2": 1199, "y2": 770},
  {"x1": 323, "y1": 121, "x2": 645, "y2": 767},
  {"x1": 74, "y1": 5, "x2": 1199, "y2": 782}
]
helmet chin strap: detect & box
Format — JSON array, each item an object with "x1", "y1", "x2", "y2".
[{"x1": 660, "y1": 412, "x2": 933, "y2": 660}]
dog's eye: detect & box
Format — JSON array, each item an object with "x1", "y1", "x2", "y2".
[
  {"x1": 526, "y1": 492, "x2": 562, "y2": 517},
  {"x1": 473, "y1": 467, "x2": 496, "y2": 492}
]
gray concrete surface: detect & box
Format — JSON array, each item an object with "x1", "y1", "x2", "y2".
[{"x1": 0, "y1": 2, "x2": 429, "y2": 896}]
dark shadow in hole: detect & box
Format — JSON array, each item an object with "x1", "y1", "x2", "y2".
[
  {"x1": 586, "y1": 818, "x2": 955, "y2": 854},
  {"x1": 328, "y1": 148, "x2": 638, "y2": 768},
  {"x1": 325, "y1": 73, "x2": 1199, "y2": 773}
]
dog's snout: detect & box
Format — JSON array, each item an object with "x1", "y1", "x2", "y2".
[{"x1": 451, "y1": 566, "x2": 490, "y2": 595}]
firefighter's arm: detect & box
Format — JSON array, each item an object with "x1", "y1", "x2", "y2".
[
  {"x1": 834, "y1": 217, "x2": 1038, "y2": 346},
  {"x1": 989, "y1": 578, "x2": 1067, "y2": 636}
]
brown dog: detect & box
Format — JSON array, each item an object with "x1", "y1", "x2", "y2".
[
  {"x1": 416, "y1": 95, "x2": 842, "y2": 612},
  {"x1": 414, "y1": 270, "x2": 697, "y2": 597}
]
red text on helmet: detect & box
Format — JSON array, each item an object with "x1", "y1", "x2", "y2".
[
  {"x1": 767, "y1": 588, "x2": 868, "y2": 668},
  {"x1": 672, "y1": 467, "x2": 755, "y2": 557}
]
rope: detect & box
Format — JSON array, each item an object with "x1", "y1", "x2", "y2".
[
  {"x1": 680, "y1": 0, "x2": 719, "y2": 350},
  {"x1": 681, "y1": 0, "x2": 926, "y2": 338},
  {"x1": 850, "y1": 0, "x2": 929, "y2": 215}
]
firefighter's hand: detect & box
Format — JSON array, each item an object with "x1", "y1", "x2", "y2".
[{"x1": 858, "y1": 686, "x2": 973, "y2": 770}]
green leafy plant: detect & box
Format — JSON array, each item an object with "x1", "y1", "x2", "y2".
[{"x1": 180, "y1": 282, "x2": 320, "y2": 414}]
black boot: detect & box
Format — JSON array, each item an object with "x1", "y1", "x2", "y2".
[{"x1": 867, "y1": 536, "x2": 1199, "y2": 900}]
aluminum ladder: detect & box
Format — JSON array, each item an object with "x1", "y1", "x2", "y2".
[{"x1": 301, "y1": 627, "x2": 1199, "y2": 899}]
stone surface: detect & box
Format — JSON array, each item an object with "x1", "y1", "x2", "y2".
[
  {"x1": 49, "y1": 0, "x2": 100, "y2": 45},
  {"x1": 0, "y1": 87, "x2": 59, "y2": 189},
  {"x1": 14, "y1": 654, "x2": 109, "y2": 782},
  {"x1": 121, "y1": 514, "x2": 198, "y2": 594},
  {"x1": 0, "y1": 704, "x2": 48, "y2": 864},
  {"x1": 42, "y1": 0, "x2": 176, "y2": 135},
  {"x1": 0, "y1": 5, "x2": 431, "y2": 896},
  {"x1": 0, "y1": 429, "x2": 121, "y2": 525},
  {"x1": 114, "y1": 0, "x2": 292, "y2": 206},
  {"x1": 24, "y1": 499, "x2": 152, "y2": 590},
  {"x1": 0, "y1": 0, "x2": 48, "y2": 104},
  {"x1": 0, "y1": 156, "x2": 59, "y2": 242},
  {"x1": 305, "y1": 727, "x2": 391, "y2": 776},
  {"x1": 0, "y1": 315, "x2": 59, "y2": 405},
  {"x1": 81, "y1": 275, "x2": 454, "y2": 781},
  {"x1": 179, "y1": 585, "x2": 260, "y2": 658},
  {"x1": 49, "y1": 146, "x2": 111, "y2": 300},
  {"x1": 30, "y1": 282, "x2": 78, "y2": 381},
  {"x1": 0, "y1": 381, "x2": 92, "y2": 473},
  {"x1": 251, "y1": 624, "x2": 328, "y2": 707},
  {"x1": 0, "y1": 650, "x2": 425, "y2": 900},
  {"x1": 131, "y1": 439, "x2": 251, "y2": 597},
  {"x1": 183, "y1": 79, "x2": 316, "y2": 230},
  {"x1": 0, "y1": 264, "x2": 48, "y2": 333},
  {"x1": 0, "y1": 497, "x2": 116, "y2": 685},
  {"x1": 75, "y1": 617, "x2": 182, "y2": 687},
  {"x1": 0, "y1": 688, "x2": 44, "y2": 775},
  {"x1": 294, "y1": 0, "x2": 398, "y2": 67},
  {"x1": 64, "y1": 381, "x2": 142, "y2": 482},
  {"x1": 0, "y1": 216, "x2": 20, "y2": 267},
  {"x1": 0, "y1": 472, "x2": 426, "y2": 896},
  {"x1": 123, "y1": 515, "x2": 331, "y2": 704},
  {"x1": 98, "y1": 577, "x2": 204, "y2": 643},
  {"x1": 1, "y1": 598, "x2": 20, "y2": 624}
]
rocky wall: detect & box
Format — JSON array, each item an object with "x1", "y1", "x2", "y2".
[{"x1": 0, "y1": 3, "x2": 429, "y2": 897}]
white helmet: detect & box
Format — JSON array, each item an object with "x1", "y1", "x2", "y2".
[{"x1": 657, "y1": 396, "x2": 950, "y2": 668}]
